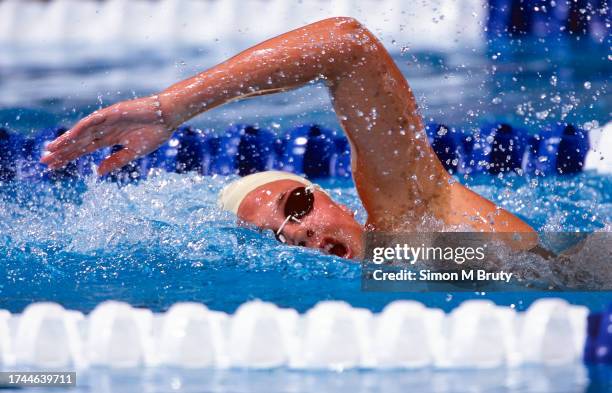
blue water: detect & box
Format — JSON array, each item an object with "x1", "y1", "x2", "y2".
[
  {"x1": 0, "y1": 38, "x2": 610, "y2": 315},
  {"x1": 0, "y1": 169, "x2": 610, "y2": 314},
  {"x1": 8, "y1": 365, "x2": 611, "y2": 393}
]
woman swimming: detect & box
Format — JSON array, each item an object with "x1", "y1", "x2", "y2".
[{"x1": 41, "y1": 17, "x2": 536, "y2": 259}]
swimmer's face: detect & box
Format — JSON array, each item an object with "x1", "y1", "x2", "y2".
[{"x1": 237, "y1": 180, "x2": 364, "y2": 259}]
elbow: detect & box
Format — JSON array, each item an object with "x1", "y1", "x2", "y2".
[
  {"x1": 316, "y1": 16, "x2": 368, "y2": 37},
  {"x1": 327, "y1": 17, "x2": 370, "y2": 40},
  {"x1": 329, "y1": 16, "x2": 365, "y2": 31},
  {"x1": 312, "y1": 17, "x2": 382, "y2": 77},
  {"x1": 325, "y1": 17, "x2": 380, "y2": 54}
]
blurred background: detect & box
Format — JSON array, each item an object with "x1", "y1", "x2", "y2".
[{"x1": 0, "y1": 0, "x2": 608, "y2": 136}]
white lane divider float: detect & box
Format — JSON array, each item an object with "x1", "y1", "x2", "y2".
[
  {"x1": 0, "y1": 298, "x2": 589, "y2": 370},
  {"x1": 228, "y1": 300, "x2": 297, "y2": 369},
  {"x1": 444, "y1": 300, "x2": 514, "y2": 368},
  {"x1": 157, "y1": 302, "x2": 229, "y2": 368},
  {"x1": 14, "y1": 303, "x2": 85, "y2": 369},
  {"x1": 0, "y1": 310, "x2": 13, "y2": 366},
  {"x1": 293, "y1": 301, "x2": 372, "y2": 370},
  {"x1": 584, "y1": 121, "x2": 612, "y2": 174},
  {"x1": 373, "y1": 300, "x2": 443, "y2": 368},
  {"x1": 87, "y1": 301, "x2": 153, "y2": 368},
  {"x1": 519, "y1": 298, "x2": 587, "y2": 366}
]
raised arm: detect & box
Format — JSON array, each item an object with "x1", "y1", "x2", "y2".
[
  {"x1": 154, "y1": 17, "x2": 446, "y2": 230},
  {"x1": 42, "y1": 17, "x2": 534, "y2": 234}
]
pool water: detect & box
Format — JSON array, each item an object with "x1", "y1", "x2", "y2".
[
  {"x1": 0, "y1": 169, "x2": 610, "y2": 314},
  {"x1": 18, "y1": 365, "x2": 612, "y2": 393},
  {"x1": 1, "y1": 37, "x2": 611, "y2": 314}
]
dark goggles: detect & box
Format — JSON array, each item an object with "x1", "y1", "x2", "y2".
[
  {"x1": 284, "y1": 186, "x2": 315, "y2": 219},
  {"x1": 274, "y1": 186, "x2": 315, "y2": 243}
]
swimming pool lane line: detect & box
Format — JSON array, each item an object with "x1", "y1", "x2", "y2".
[{"x1": 0, "y1": 297, "x2": 609, "y2": 369}]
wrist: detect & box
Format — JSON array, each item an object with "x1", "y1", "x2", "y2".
[{"x1": 156, "y1": 92, "x2": 187, "y2": 130}]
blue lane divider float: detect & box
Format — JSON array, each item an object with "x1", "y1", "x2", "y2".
[
  {"x1": 487, "y1": 0, "x2": 605, "y2": 40},
  {"x1": 523, "y1": 124, "x2": 591, "y2": 175},
  {"x1": 595, "y1": 303, "x2": 612, "y2": 364},
  {"x1": 486, "y1": 123, "x2": 528, "y2": 175},
  {"x1": 278, "y1": 124, "x2": 336, "y2": 178},
  {"x1": 331, "y1": 136, "x2": 352, "y2": 178},
  {"x1": 584, "y1": 312, "x2": 603, "y2": 363},
  {"x1": 0, "y1": 127, "x2": 20, "y2": 181},
  {"x1": 173, "y1": 126, "x2": 208, "y2": 174},
  {"x1": 235, "y1": 124, "x2": 276, "y2": 176},
  {"x1": 0, "y1": 121, "x2": 591, "y2": 182},
  {"x1": 585, "y1": 303, "x2": 612, "y2": 364},
  {"x1": 555, "y1": 124, "x2": 591, "y2": 174}
]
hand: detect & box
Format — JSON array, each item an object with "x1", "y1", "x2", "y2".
[{"x1": 41, "y1": 96, "x2": 174, "y2": 176}]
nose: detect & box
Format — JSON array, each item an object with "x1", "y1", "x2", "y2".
[
  {"x1": 282, "y1": 222, "x2": 353, "y2": 258},
  {"x1": 281, "y1": 225, "x2": 316, "y2": 247}
]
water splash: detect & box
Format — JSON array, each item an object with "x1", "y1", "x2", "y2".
[{"x1": 0, "y1": 171, "x2": 609, "y2": 312}]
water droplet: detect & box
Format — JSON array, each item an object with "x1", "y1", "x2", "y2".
[
  {"x1": 550, "y1": 75, "x2": 558, "y2": 86},
  {"x1": 584, "y1": 81, "x2": 592, "y2": 89},
  {"x1": 536, "y1": 110, "x2": 549, "y2": 120}
]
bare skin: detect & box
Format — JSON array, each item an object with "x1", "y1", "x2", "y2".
[
  {"x1": 237, "y1": 179, "x2": 363, "y2": 259},
  {"x1": 41, "y1": 17, "x2": 536, "y2": 258}
]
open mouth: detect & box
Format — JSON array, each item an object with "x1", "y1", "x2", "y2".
[{"x1": 320, "y1": 238, "x2": 351, "y2": 259}]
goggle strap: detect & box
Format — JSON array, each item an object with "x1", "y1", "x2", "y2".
[{"x1": 276, "y1": 215, "x2": 294, "y2": 237}]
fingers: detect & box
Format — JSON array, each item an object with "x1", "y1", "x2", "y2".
[
  {"x1": 41, "y1": 134, "x2": 95, "y2": 166},
  {"x1": 42, "y1": 139, "x2": 103, "y2": 170},
  {"x1": 46, "y1": 112, "x2": 106, "y2": 152},
  {"x1": 97, "y1": 147, "x2": 139, "y2": 176},
  {"x1": 41, "y1": 111, "x2": 110, "y2": 169}
]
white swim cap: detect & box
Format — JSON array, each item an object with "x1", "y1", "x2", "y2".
[{"x1": 218, "y1": 171, "x2": 313, "y2": 214}]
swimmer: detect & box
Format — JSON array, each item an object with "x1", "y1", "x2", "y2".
[{"x1": 41, "y1": 17, "x2": 537, "y2": 259}]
